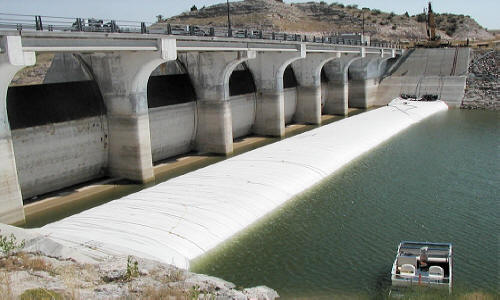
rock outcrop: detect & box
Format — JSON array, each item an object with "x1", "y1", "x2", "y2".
[{"x1": 462, "y1": 50, "x2": 499, "y2": 110}]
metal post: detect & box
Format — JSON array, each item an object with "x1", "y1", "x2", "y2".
[
  {"x1": 226, "y1": 0, "x2": 232, "y2": 37},
  {"x1": 35, "y1": 16, "x2": 43, "y2": 31},
  {"x1": 245, "y1": 29, "x2": 248, "y2": 38},
  {"x1": 141, "y1": 22, "x2": 147, "y2": 34},
  {"x1": 76, "y1": 18, "x2": 83, "y2": 32}
]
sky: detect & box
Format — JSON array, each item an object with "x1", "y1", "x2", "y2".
[{"x1": 1, "y1": 0, "x2": 498, "y2": 29}]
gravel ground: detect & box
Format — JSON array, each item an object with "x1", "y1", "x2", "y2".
[
  {"x1": 462, "y1": 49, "x2": 499, "y2": 110},
  {"x1": 0, "y1": 224, "x2": 278, "y2": 300}
]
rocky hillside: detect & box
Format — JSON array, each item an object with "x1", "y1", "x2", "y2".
[
  {"x1": 160, "y1": 0, "x2": 493, "y2": 41},
  {"x1": 462, "y1": 49, "x2": 499, "y2": 110}
]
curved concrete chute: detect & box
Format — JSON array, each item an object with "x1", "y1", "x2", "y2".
[{"x1": 0, "y1": 36, "x2": 36, "y2": 225}]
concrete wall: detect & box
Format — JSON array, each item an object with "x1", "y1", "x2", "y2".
[
  {"x1": 12, "y1": 116, "x2": 108, "y2": 199},
  {"x1": 149, "y1": 102, "x2": 196, "y2": 162},
  {"x1": 229, "y1": 93, "x2": 256, "y2": 139},
  {"x1": 321, "y1": 83, "x2": 328, "y2": 112},
  {"x1": 376, "y1": 48, "x2": 470, "y2": 107},
  {"x1": 348, "y1": 78, "x2": 379, "y2": 108},
  {"x1": 283, "y1": 87, "x2": 297, "y2": 124}
]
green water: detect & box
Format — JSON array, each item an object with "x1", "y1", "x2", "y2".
[{"x1": 191, "y1": 110, "x2": 499, "y2": 299}]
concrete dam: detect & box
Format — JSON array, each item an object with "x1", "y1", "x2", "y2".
[{"x1": 0, "y1": 32, "x2": 469, "y2": 268}]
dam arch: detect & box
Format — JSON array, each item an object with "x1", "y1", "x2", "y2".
[
  {"x1": 7, "y1": 52, "x2": 109, "y2": 200},
  {"x1": 228, "y1": 62, "x2": 257, "y2": 139},
  {"x1": 147, "y1": 59, "x2": 197, "y2": 163}
]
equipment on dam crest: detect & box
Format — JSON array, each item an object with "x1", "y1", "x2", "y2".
[
  {"x1": 414, "y1": 2, "x2": 451, "y2": 48},
  {"x1": 391, "y1": 241, "x2": 453, "y2": 294}
]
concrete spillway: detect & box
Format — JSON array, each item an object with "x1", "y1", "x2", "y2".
[
  {"x1": 376, "y1": 48, "x2": 470, "y2": 107},
  {"x1": 39, "y1": 100, "x2": 448, "y2": 269}
]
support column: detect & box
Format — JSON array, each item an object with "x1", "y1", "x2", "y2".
[
  {"x1": 0, "y1": 36, "x2": 35, "y2": 224},
  {"x1": 292, "y1": 52, "x2": 341, "y2": 124},
  {"x1": 85, "y1": 38, "x2": 176, "y2": 183},
  {"x1": 246, "y1": 45, "x2": 305, "y2": 137},
  {"x1": 348, "y1": 52, "x2": 382, "y2": 109},
  {"x1": 179, "y1": 50, "x2": 256, "y2": 154}
]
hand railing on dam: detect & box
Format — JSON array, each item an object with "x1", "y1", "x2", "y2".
[{"x1": 0, "y1": 13, "x2": 399, "y2": 49}]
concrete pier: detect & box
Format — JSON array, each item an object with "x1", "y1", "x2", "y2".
[
  {"x1": 179, "y1": 51, "x2": 256, "y2": 154},
  {"x1": 39, "y1": 100, "x2": 448, "y2": 269},
  {"x1": 293, "y1": 52, "x2": 341, "y2": 124},
  {"x1": 85, "y1": 39, "x2": 177, "y2": 183},
  {"x1": 0, "y1": 36, "x2": 35, "y2": 224},
  {"x1": 246, "y1": 46, "x2": 305, "y2": 137}
]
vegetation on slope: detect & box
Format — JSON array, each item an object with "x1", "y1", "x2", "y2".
[{"x1": 157, "y1": 0, "x2": 493, "y2": 42}]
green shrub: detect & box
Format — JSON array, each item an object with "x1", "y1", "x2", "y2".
[
  {"x1": 125, "y1": 256, "x2": 139, "y2": 280},
  {"x1": 0, "y1": 232, "x2": 25, "y2": 256}
]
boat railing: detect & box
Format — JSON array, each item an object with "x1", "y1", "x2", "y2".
[{"x1": 392, "y1": 274, "x2": 450, "y2": 285}]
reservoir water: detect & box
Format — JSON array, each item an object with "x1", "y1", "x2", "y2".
[{"x1": 191, "y1": 109, "x2": 499, "y2": 298}]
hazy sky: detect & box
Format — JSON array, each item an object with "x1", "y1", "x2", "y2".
[{"x1": 1, "y1": 0, "x2": 498, "y2": 29}]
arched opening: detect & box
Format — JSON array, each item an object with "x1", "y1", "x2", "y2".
[
  {"x1": 7, "y1": 53, "x2": 108, "y2": 201},
  {"x1": 283, "y1": 65, "x2": 298, "y2": 125},
  {"x1": 228, "y1": 62, "x2": 257, "y2": 139},
  {"x1": 147, "y1": 60, "x2": 197, "y2": 163}
]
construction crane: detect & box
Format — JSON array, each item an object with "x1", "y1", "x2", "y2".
[
  {"x1": 415, "y1": 2, "x2": 450, "y2": 48},
  {"x1": 426, "y1": 2, "x2": 437, "y2": 41}
]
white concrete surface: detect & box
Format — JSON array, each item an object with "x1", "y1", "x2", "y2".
[
  {"x1": 12, "y1": 116, "x2": 108, "y2": 199},
  {"x1": 229, "y1": 94, "x2": 256, "y2": 139},
  {"x1": 149, "y1": 102, "x2": 196, "y2": 163},
  {"x1": 39, "y1": 100, "x2": 447, "y2": 269}
]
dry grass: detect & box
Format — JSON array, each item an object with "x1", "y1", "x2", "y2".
[
  {"x1": 0, "y1": 252, "x2": 56, "y2": 275},
  {"x1": 0, "y1": 271, "x2": 13, "y2": 300}
]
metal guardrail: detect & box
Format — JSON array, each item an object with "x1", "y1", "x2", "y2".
[{"x1": 0, "y1": 13, "x2": 400, "y2": 49}]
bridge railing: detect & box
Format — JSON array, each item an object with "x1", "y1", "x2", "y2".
[{"x1": 0, "y1": 13, "x2": 400, "y2": 49}]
